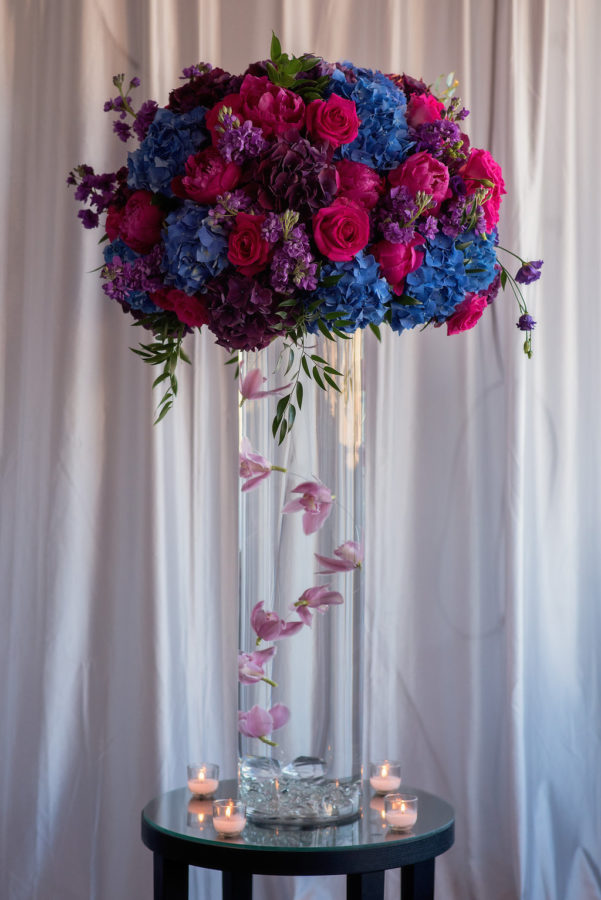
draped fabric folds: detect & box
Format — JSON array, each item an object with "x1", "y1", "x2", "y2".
[{"x1": 0, "y1": 1, "x2": 599, "y2": 898}]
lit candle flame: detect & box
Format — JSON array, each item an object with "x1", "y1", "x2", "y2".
[
  {"x1": 197, "y1": 814, "x2": 204, "y2": 824},
  {"x1": 381, "y1": 764, "x2": 388, "y2": 777},
  {"x1": 225, "y1": 805, "x2": 232, "y2": 819},
  {"x1": 199, "y1": 771, "x2": 205, "y2": 781},
  {"x1": 401, "y1": 802, "x2": 406, "y2": 813}
]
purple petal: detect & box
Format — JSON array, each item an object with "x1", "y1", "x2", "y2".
[
  {"x1": 241, "y1": 471, "x2": 271, "y2": 492},
  {"x1": 282, "y1": 498, "x2": 305, "y2": 515},
  {"x1": 240, "y1": 369, "x2": 265, "y2": 399},
  {"x1": 302, "y1": 502, "x2": 332, "y2": 535},
  {"x1": 239, "y1": 704, "x2": 274, "y2": 738},
  {"x1": 314, "y1": 553, "x2": 355, "y2": 573},
  {"x1": 279, "y1": 619, "x2": 304, "y2": 637},
  {"x1": 269, "y1": 703, "x2": 290, "y2": 731}
]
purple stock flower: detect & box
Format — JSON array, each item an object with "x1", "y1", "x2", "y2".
[
  {"x1": 293, "y1": 585, "x2": 344, "y2": 626},
  {"x1": 133, "y1": 100, "x2": 159, "y2": 142},
  {"x1": 78, "y1": 209, "x2": 99, "y2": 229},
  {"x1": 515, "y1": 260, "x2": 543, "y2": 285},
  {"x1": 282, "y1": 480, "x2": 334, "y2": 535},
  {"x1": 238, "y1": 703, "x2": 290, "y2": 740},
  {"x1": 516, "y1": 314, "x2": 536, "y2": 331},
  {"x1": 113, "y1": 120, "x2": 132, "y2": 142},
  {"x1": 218, "y1": 117, "x2": 268, "y2": 164}
]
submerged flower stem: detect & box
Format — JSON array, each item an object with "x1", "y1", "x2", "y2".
[
  {"x1": 259, "y1": 735, "x2": 277, "y2": 747},
  {"x1": 261, "y1": 676, "x2": 278, "y2": 687}
]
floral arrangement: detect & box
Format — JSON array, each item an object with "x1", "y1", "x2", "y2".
[{"x1": 69, "y1": 35, "x2": 541, "y2": 433}]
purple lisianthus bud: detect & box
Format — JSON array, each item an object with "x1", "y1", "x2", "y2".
[
  {"x1": 515, "y1": 259, "x2": 543, "y2": 285},
  {"x1": 516, "y1": 314, "x2": 536, "y2": 331}
]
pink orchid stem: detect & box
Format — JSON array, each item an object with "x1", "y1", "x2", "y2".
[
  {"x1": 259, "y1": 735, "x2": 277, "y2": 747},
  {"x1": 261, "y1": 675, "x2": 277, "y2": 688},
  {"x1": 271, "y1": 465, "x2": 287, "y2": 473}
]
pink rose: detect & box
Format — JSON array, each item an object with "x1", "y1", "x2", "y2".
[
  {"x1": 459, "y1": 148, "x2": 506, "y2": 231},
  {"x1": 372, "y1": 237, "x2": 425, "y2": 295},
  {"x1": 388, "y1": 151, "x2": 450, "y2": 207},
  {"x1": 205, "y1": 93, "x2": 245, "y2": 145},
  {"x1": 178, "y1": 147, "x2": 241, "y2": 204},
  {"x1": 228, "y1": 212, "x2": 272, "y2": 276},
  {"x1": 312, "y1": 198, "x2": 370, "y2": 262},
  {"x1": 118, "y1": 190, "x2": 164, "y2": 254},
  {"x1": 239, "y1": 74, "x2": 305, "y2": 138},
  {"x1": 150, "y1": 287, "x2": 210, "y2": 328},
  {"x1": 305, "y1": 95, "x2": 360, "y2": 148},
  {"x1": 335, "y1": 160, "x2": 383, "y2": 210},
  {"x1": 445, "y1": 293, "x2": 487, "y2": 335},
  {"x1": 406, "y1": 92, "x2": 444, "y2": 127}
]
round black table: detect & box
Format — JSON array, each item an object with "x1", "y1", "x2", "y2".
[{"x1": 141, "y1": 780, "x2": 454, "y2": 899}]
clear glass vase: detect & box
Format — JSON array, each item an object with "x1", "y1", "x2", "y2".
[{"x1": 238, "y1": 333, "x2": 364, "y2": 825}]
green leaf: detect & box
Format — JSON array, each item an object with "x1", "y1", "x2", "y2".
[
  {"x1": 323, "y1": 365, "x2": 343, "y2": 376},
  {"x1": 321, "y1": 273, "x2": 345, "y2": 287},
  {"x1": 170, "y1": 374, "x2": 178, "y2": 396},
  {"x1": 331, "y1": 326, "x2": 352, "y2": 339},
  {"x1": 324, "y1": 373, "x2": 341, "y2": 392},
  {"x1": 266, "y1": 61, "x2": 279, "y2": 83},
  {"x1": 301, "y1": 355, "x2": 311, "y2": 378},
  {"x1": 287, "y1": 404, "x2": 296, "y2": 427},
  {"x1": 272, "y1": 413, "x2": 282, "y2": 439},
  {"x1": 500, "y1": 269, "x2": 508, "y2": 290},
  {"x1": 270, "y1": 32, "x2": 282, "y2": 61},
  {"x1": 276, "y1": 395, "x2": 290, "y2": 418},
  {"x1": 278, "y1": 419, "x2": 288, "y2": 444},
  {"x1": 179, "y1": 347, "x2": 191, "y2": 364},
  {"x1": 369, "y1": 322, "x2": 382, "y2": 341},
  {"x1": 296, "y1": 381, "x2": 303, "y2": 409},
  {"x1": 310, "y1": 354, "x2": 327, "y2": 364},
  {"x1": 284, "y1": 347, "x2": 295, "y2": 375},
  {"x1": 154, "y1": 401, "x2": 172, "y2": 425},
  {"x1": 152, "y1": 372, "x2": 169, "y2": 388},
  {"x1": 312, "y1": 366, "x2": 325, "y2": 390},
  {"x1": 317, "y1": 319, "x2": 334, "y2": 340},
  {"x1": 398, "y1": 293, "x2": 420, "y2": 306}
]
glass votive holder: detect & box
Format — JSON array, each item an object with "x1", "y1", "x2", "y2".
[
  {"x1": 212, "y1": 799, "x2": 247, "y2": 837},
  {"x1": 384, "y1": 793, "x2": 418, "y2": 831},
  {"x1": 187, "y1": 763, "x2": 219, "y2": 797},
  {"x1": 369, "y1": 760, "x2": 402, "y2": 794}
]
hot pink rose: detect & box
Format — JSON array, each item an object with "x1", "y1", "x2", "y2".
[
  {"x1": 445, "y1": 293, "x2": 487, "y2": 335},
  {"x1": 205, "y1": 93, "x2": 245, "y2": 145},
  {"x1": 228, "y1": 212, "x2": 272, "y2": 276},
  {"x1": 305, "y1": 95, "x2": 360, "y2": 148},
  {"x1": 118, "y1": 190, "x2": 164, "y2": 254},
  {"x1": 239, "y1": 74, "x2": 305, "y2": 138},
  {"x1": 372, "y1": 237, "x2": 425, "y2": 295},
  {"x1": 459, "y1": 148, "x2": 506, "y2": 231},
  {"x1": 178, "y1": 147, "x2": 241, "y2": 204},
  {"x1": 312, "y1": 199, "x2": 370, "y2": 262},
  {"x1": 105, "y1": 204, "x2": 124, "y2": 242},
  {"x1": 335, "y1": 160, "x2": 383, "y2": 209},
  {"x1": 388, "y1": 151, "x2": 450, "y2": 207},
  {"x1": 150, "y1": 287, "x2": 210, "y2": 328},
  {"x1": 406, "y1": 92, "x2": 444, "y2": 127}
]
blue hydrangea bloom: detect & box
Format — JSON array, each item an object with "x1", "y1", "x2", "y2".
[
  {"x1": 163, "y1": 201, "x2": 228, "y2": 294},
  {"x1": 461, "y1": 229, "x2": 498, "y2": 293},
  {"x1": 390, "y1": 233, "x2": 467, "y2": 332},
  {"x1": 103, "y1": 238, "x2": 138, "y2": 265},
  {"x1": 307, "y1": 252, "x2": 392, "y2": 333},
  {"x1": 124, "y1": 290, "x2": 159, "y2": 314},
  {"x1": 127, "y1": 106, "x2": 208, "y2": 195},
  {"x1": 327, "y1": 66, "x2": 412, "y2": 170}
]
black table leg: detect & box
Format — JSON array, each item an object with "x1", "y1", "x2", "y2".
[
  {"x1": 153, "y1": 854, "x2": 189, "y2": 899},
  {"x1": 347, "y1": 870, "x2": 385, "y2": 899},
  {"x1": 222, "y1": 869, "x2": 253, "y2": 899},
  {"x1": 400, "y1": 858, "x2": 435, "y2": 899}
]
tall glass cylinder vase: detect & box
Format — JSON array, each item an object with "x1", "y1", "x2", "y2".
[{"x1": 238, "y1": 333, "x2": 364, "y2": 825}]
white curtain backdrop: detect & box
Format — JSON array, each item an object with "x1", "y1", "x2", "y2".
[{"x1": 1, "y1": 1, "x2": 599, "y2": 898}]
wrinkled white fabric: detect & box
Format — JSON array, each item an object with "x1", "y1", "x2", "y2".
[{"x1": 0, "y1": 1, "x2": 599, "y2": 898}]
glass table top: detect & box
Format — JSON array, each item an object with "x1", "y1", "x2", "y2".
[{"x1": 143, "y1": 780, "x2": 454, "y2": 854}]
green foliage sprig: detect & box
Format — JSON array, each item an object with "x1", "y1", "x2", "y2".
[
  {"x1": 266, "y1": 32, "x2": 330, "y2": 101},
  {"x1": 131, "y1": 315, "x2": 191, "y2": 423}
]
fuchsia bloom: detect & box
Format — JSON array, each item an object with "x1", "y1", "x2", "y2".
[
  {"x1": 282, "y1": 480, "x2": 334, "y2": 535},
  {"x1": 294, "y1": 585, "x2": 344, "y2": 625},
  {"x1": 250, "y1": 601, "x2": 304, "y2": 642},
  {"x1": 314, "y1": 541, "x2": 363, "y2": 574},
  {"x1": 238, "y1": 647, "x2": 276, "y2": 684},
  {"x1": 239, "y1": 437, "x2": 273, "y2": 492},
  {"x1": 238, "y1": 703, "x2": 290, "y2": 740},
  {"x1": 445, "y1": 292, "x2": 487, "y2": 335},
  {"x1": 239, "y1": 368, "x2": 292, "y2": 401}
]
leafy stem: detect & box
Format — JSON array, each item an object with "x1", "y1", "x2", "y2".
[{"x1": 130, "y1": 315, "x2": 191, "y2": 422}]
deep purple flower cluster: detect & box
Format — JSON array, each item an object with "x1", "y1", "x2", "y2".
[{"x1": 205, "y1": 275, "x2": 284, "y2": 350}]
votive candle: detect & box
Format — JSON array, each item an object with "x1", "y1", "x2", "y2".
[
  {"x1": 212, "y1": 799, "x2": 246, "y2": 837},
  {"x1": 384, "y1": 793, "x2": 418, "y2": 831},
  {"x1": 369, "y1": 760, "x2": 401, "y2": 794},
  {"x1": 187, "y1": 763, "x2": 219, "y2": 797}
]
